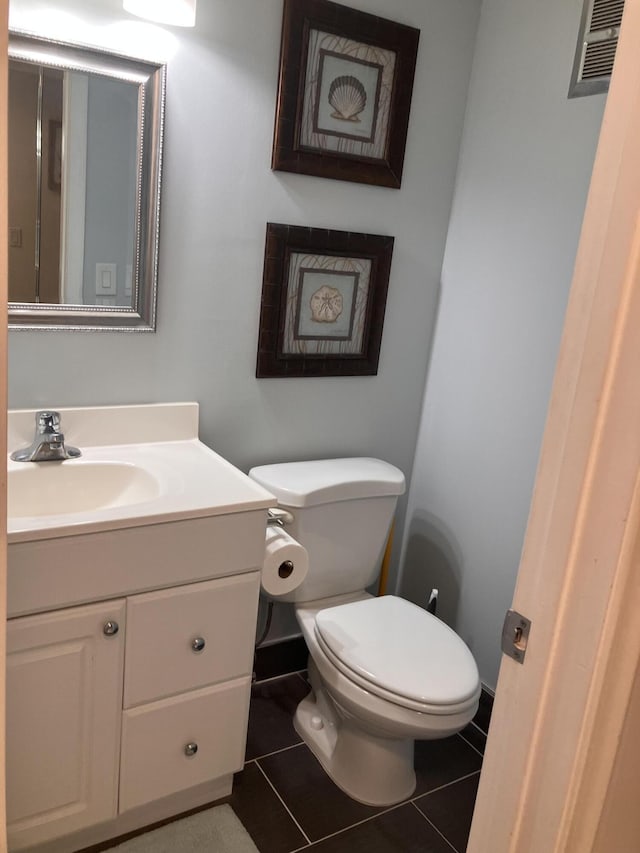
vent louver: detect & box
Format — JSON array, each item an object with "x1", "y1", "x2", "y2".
[
  {"x1": 569, "y1": 0, "x2": 624, "y2": 97},
  {"x1": 589, "y1": 0, "x2": 624, "y2": 30}
]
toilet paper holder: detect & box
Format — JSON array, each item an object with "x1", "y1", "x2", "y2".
[{"x1": 267, "y1": 507, "x2": 294, "y2": 527}]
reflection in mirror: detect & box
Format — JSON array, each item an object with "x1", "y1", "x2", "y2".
[{"x1": 8, "y1": 32, "x2": 165, "y2": 330}]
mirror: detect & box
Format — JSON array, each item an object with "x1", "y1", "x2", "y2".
[{"x1": 8, "y1": 31, "x2": 165, "y2": 330}]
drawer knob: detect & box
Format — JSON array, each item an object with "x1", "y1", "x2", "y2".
[
  {"x1": 184, "y1": 742, "x2": 199, "y2": 757},
  {"x1": 103, "y1": 621, "x2": 119, "y2": 637},
  {"x1": 191, "y1": 637, "x2": 206, "y2": 653}
]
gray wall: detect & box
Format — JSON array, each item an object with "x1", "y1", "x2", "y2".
[
  {"x1": 8, "y1": 0, "x2": 481, "y2": 641},
  {"x1": 398, "y1": 0, "x2": 607, "y2": 689}
]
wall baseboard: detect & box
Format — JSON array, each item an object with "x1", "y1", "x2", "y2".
[{"x1": 254, "y1": 635, "x2": 308, "y2": 682}]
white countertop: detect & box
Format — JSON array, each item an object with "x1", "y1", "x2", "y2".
[{"x1": 8, "y1": 403, "x2": 275, "y2": 543}]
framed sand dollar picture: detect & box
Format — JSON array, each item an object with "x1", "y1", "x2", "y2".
[
  {"x1": 256, "y1": 223, "x2": 394, "y2": 377},
  {"x1": 271, "y1": 0, "x2": 420, "y2": 188}
]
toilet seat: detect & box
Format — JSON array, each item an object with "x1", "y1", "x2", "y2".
[{"x1": 314, "y1": 595, "x2": 480, "y2": 715}]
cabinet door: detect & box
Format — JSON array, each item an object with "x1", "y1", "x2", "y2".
[{"x1": 6, "y1": 599, "x2": 126, "y2": 850}]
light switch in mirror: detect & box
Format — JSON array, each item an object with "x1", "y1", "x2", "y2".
[{"x1": 8, "y1": 32, "x2": 166, "y2": 331}]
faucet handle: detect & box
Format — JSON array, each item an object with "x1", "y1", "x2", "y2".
[{"x1": 36, "y1": 411, "x2": 61, "y2": 433}]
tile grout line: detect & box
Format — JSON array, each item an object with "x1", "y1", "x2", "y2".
[
  {"x1": 457, "y1": 729, "x2": 486, "y2": 759},
  {"x1": 469, "y1": 719, "x2": 489, "y2": 737},
  {"x1": 246, "y1": 740, "x2": 304, "y2": 763},
  {"x1": 254, "y1": 759, "x2": 312, "y2": 848},
  {"x1": 253, "y1": 669, "x2": 308, "y2": 687},
  {"x1": 410, "y1": 801, "x2": 459, "y2": 853},
  {"x1": 287, "y1": 802, "x2": 406, "y2": 853},
  {"x1": 408, "y1": 769, "x2": 482, "y2": 803}
]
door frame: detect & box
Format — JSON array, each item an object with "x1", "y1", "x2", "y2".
[
  {"x1": 468, "y1": 0, "x2": 640, "y2": 849},
  {"x1": 1, "y1": 0, "x2": 10, "y2": 849}
]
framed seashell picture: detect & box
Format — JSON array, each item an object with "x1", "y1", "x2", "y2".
[
  {"x1": 272, "y1": 0, "x2": 420, "y2": 188},
  {"x1": 256, "y1": 223, "x2": 394, "y2": 377}
]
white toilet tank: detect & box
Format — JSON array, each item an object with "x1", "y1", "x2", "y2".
[{"x1": 249, "y1": 458, "x2": 406, "y2": 603}]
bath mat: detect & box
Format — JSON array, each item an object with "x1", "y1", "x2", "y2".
[{"x1": 104, "y1": 804, "x2": 259, "y2": 853}]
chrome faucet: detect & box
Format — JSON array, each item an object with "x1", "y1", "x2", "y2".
[{"x1": 11, "y1": 411, "x2": 82, "y2": 462}]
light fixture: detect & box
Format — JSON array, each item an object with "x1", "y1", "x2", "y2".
[{"x1": 123, "y1": 0, "x2": 196, "y2": 27}]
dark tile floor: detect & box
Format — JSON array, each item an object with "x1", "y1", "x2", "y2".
[{"x1": 230, "y1": 673, "x2": 486, "y2": 853}]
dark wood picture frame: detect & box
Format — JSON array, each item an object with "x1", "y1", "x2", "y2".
[
  {"x1": 256, "y1": 223, "x2": 394, "y2": 377},
  {"x1": 272, "y1": 0, "x2": 420, "y2": 188}
]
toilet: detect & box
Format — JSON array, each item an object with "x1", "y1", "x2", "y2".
[{"x1": 249, "y1": 457, "x2": 481, "y2": 807}]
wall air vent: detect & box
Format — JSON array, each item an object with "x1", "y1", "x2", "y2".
[{"x1": 569, "y1": 0, "x2": 625, "y2": 98}]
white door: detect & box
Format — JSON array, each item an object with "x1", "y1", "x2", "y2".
[
  {"x1": 6, "y1": 600, "x2": 125, "y2": 850},
  {"x1": 468, "y1": 0, "x2": 640, "y2": 849}
]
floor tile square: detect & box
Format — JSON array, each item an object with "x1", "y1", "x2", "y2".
[
  {"x1": 305, "y1": 803, "x2": 454, "y2": 853},
  {"x1": 246, "y1": 674, "x2": 310, "y2": 760},
  {"x1": 415, "y1": 772, "x2": 481, "y2": 852},
  {"x1": 459, "y1": 723, "x2": 486, "y2": 755},
  {"x1": 472, "y1": 689, "x2": 494, "y2": 734},
  {"x1": 258, "y1": 744, "x2": 383, "y2": 842},
  {"x1": 413, "y1": 734, "x2": 482, "y2": 797},
  {"x1": 230, "y1": 762, "x2": 308, "y2": 853}
]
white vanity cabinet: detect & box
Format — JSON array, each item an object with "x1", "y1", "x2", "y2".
[
  {"x1": 6, "y1": 571, "x2": 261, "y2": 852},
  {"x1": 6, "y1": 600, "x2": 127, "y2": 849},
  {"x1": 6, "y1": 403, "x2": 275, "y2": 853}
]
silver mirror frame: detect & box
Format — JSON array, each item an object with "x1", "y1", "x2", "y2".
[{"x1": 8, "y1": 31, "x2": 166, "y2": 331}]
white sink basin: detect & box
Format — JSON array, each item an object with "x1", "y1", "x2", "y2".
[
  {"x1": 7, "y1": 403, "x2": 274, "y2": 543},
  {"x1": 9, "y1": 461, "x2": 161, "y2": 518}
]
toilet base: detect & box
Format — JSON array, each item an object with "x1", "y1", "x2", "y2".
[{"x1": 294, "y1": 690, "x2": 416, "y2": 807}]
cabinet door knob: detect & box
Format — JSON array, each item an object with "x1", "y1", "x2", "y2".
[
  {"x1": 103, "y1": 621, "x2": 119, "y2": 636},
  {"x1": 191, "y1": 637, "x2": 206, "y2": 652},
  {"x1": 184, "y1": 742, "x2": 198, "y2": 756}
]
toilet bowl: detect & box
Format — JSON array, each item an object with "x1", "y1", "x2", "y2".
[
  {"x1": 293, "y1": 593, "x2": 480, "y2": 805},
  {"x1": 249, "y1": 457, "x2": 481, "y2": 807}
]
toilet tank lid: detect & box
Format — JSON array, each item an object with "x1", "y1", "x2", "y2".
[{"x1": 248, "y1": 458, "x2": 406, "y2": 508}]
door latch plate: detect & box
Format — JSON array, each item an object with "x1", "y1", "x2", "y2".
[{"x1": 501, "y1": 609, "x2": 531, "y2": 664}]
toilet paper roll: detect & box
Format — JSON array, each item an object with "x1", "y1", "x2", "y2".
[{"x1": 261, "y1": 526, "x2": 309, "y2": 599}]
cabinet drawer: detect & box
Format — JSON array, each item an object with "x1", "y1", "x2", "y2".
[
  {"x1": 119, "y1": 677, "x2": 250, "y2": 812},
  {"x1": 124, "y1": 572, "x2": 260, "y2": 707}
]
